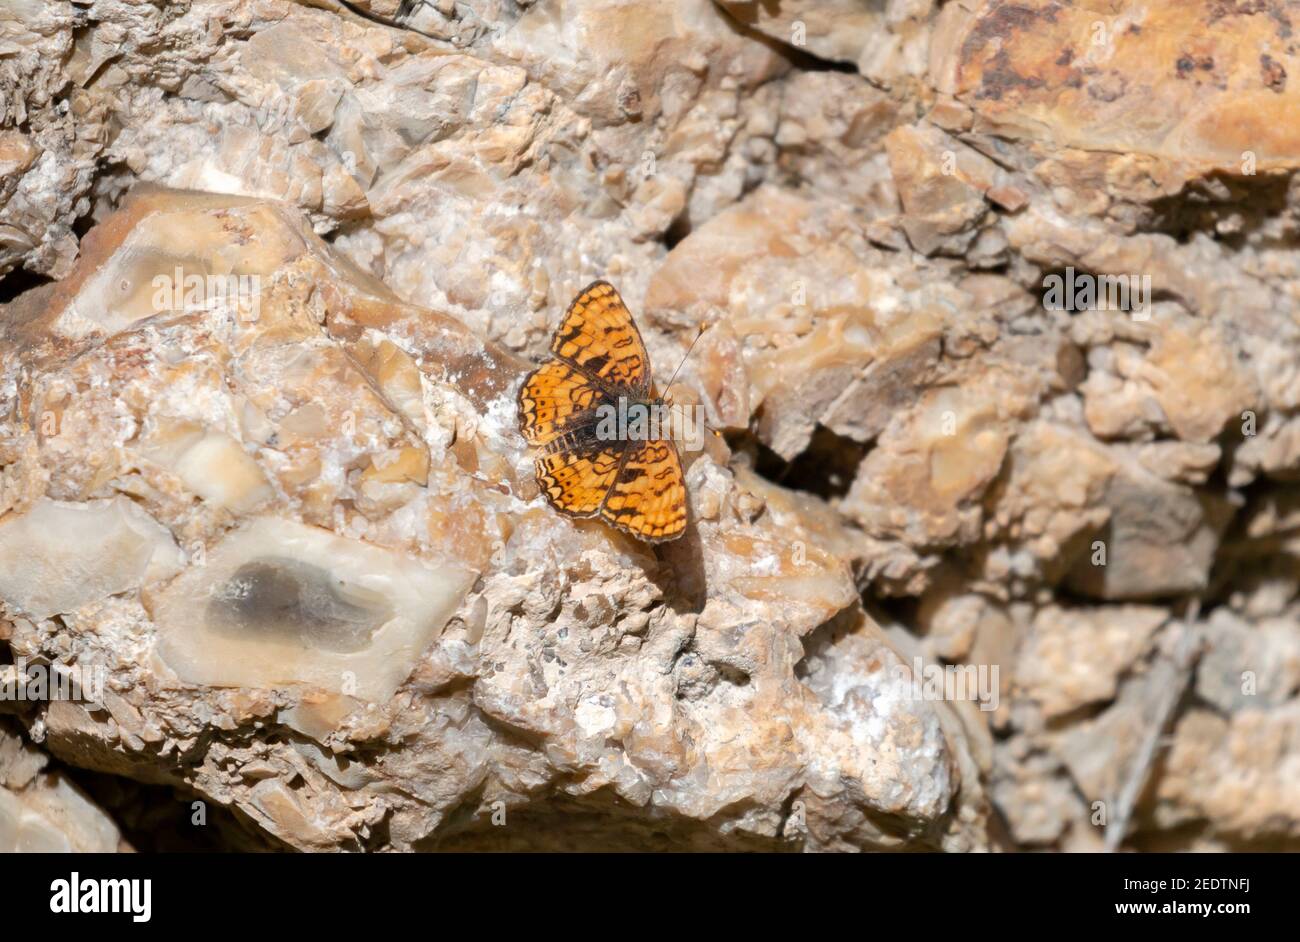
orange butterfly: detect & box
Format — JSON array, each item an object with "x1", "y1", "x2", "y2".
[{"x1": 518, "y1": 281, "x2": 688, "y2": 542}]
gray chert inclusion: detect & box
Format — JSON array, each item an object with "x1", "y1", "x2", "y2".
[{"x1": 207, "y1": 557, "x2": 392, "y2": 653}]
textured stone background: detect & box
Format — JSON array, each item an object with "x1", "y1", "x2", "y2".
[{"x1": 0, "y1": 0, "x2": 1297, "y2": 852}]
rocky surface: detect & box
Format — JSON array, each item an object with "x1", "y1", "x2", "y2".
[
  {"x1": 0, "y1": 719, "x2": 123, "y2": 852},
  {"x1": 0, "y1": 0, "x2": 1296, "y2": 852}
]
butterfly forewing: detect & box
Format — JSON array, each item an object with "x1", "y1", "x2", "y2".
[{"x1": 551, "y1": 281, "x2": 651, "y2": 396}]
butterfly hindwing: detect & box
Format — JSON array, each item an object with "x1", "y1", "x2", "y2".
[
  {"x1": 535, "y1": 424, "x2": 626, "y2": 517},
  {"x1": 600, "y1": 438, "x2": 687, "y2": 542}
]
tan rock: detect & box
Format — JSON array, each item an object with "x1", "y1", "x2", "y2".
[
  {"x1": 843, "y1": 376, "x2": 1021, "y2": 548},
  {"x1": 1016, "y1": 605, "x2": 1166, "y2": 719},
  {"x1": 1063, "y1": 461, "x2": 1235, "y2": 601},
  {"x1": 774, "y1": 72, "x2": 901, "y2": 213},
  {"x1": 932, "y1": 0, "x2": 1300, "y2": 172},
  {"x1": 147, "y1": 516, "x2": 473, "y2": 702},
  {"x1": 1196, "y1": 609, "x2": 1300, "y2": 713},
  {"x1": 1140, "y1": 324, "x2": 1257, "y2": 443},
  {"x1": 0, "y1": 190, "x2": 986, "y2": 853},
  {"x1": 982, "y1": 421, "x2": 1115, "y2": 587},
  {"x1": 719, "y1": 0, "x2": 936, "y2": 87},
  {"x1": 4, "y1": 0, "x2": 1298, "y2": 856},
  {"x1": 0, "y1": 721, "x2": 123, "y2": 852},
  {"x1": 885, "y1": 123, "x2": 992, "y2": 256},
  {"x1": 1157, "y1": 705, "x2": 1300, "y2": 841},
  {"x1": 645, "y1": 185, "x2": 972, "y2": 459}
]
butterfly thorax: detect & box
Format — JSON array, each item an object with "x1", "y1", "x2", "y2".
[{"x1": 593, "y1": 393, "x2": 676, "y2": 444}]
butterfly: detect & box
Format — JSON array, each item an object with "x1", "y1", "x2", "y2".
[{"x1": 518, "y1": 281, "x2": 688, "y2": 542}]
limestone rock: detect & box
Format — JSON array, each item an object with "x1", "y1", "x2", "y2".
[
  {"x1": 2, "y1": 0, "x2": 1299, "y2": 856},
  {"x1": 1156, "y1": 705, "x2": 1300, "y2": 842},
  {"x1": 1196, "y1": 609, "x2": 1300, "y2": 713},
  {"x1": 773, "y1": 72, "x2": 901, "y2": 213},
  {"x1": 0, "y1": 190, "x2": 986, "y2": 852},
  {"x1": 932, "y1": 0, "x2": 1300, "y2": 174},
  {"x1": 1062, "y1": 462, "x2": 1235, "y2": 601},
  {"x1": 885, "y1": 122, "x2": 1003, "y2": 257},
  {"x1": 1015, "y1": 605, "x2": 1166, "y2": 720},
  {"x1": 0, "y1": 3, "x2": 104, "y2": 278},
  {"x1": 148, "y1": 516, "x2": 473, "y2": 702},
  {"x1": 0, "y1": 721, "x2": 123, "y2": 852},
  {"x1": 718, "y1": 0, "x2": 936, "y2": 88}
]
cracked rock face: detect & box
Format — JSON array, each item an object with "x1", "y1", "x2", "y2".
[
  {"x1": 0, "y1": 720, "x2": 123, "y2": 852},
  {"x1": 1, "y1": 0, "x2": 1298, "y2": 853},
  {"x1": 0, "y1": 190, "x2": 983, "y2": 852}
]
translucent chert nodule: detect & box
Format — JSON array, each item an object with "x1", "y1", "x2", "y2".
[
  {"x1": 147, "y1": 517, "x2": 472, "y2": 702},
  {"x1": 136, "y1": 420, "x2": 274, "y2": 515},
  {"x1": 0, "y1": 497, "x2": 184, "y2": 620},
  {"x1": 207, "y1": 557, "x2": 390, "y2": 654}
]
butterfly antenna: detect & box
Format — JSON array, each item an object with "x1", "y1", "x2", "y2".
[
  {"x1": 660, "y1": 323, "x2": 726, "y2": 439},
  {"x1": 662, "y1": 322, "x2": 711, "y2": 395}
]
